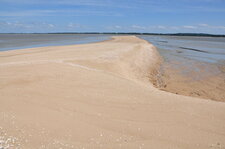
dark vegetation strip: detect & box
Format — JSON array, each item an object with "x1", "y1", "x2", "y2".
[{"x1": 1, "y1": 33, "x2": 225, "y2": 37}]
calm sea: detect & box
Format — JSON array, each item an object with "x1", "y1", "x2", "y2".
[
  {"x1": 139, "y1": 35, "x2": 225, "y2": 64},
  {"x1": 0, "y1": 34, "x2": 111, "y2": 51}
]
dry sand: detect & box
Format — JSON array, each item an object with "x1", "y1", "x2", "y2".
[{"x1": 0, "y1": 36, "x2": 225, "y2": 149}]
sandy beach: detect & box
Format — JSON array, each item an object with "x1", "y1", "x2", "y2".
[{"x1": 0, "y1": 36, "x2": 225, "y2": 149}]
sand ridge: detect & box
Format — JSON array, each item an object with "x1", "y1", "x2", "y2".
[{"x1": 0, "y1": 36, "x2": 225, "y2": 149}]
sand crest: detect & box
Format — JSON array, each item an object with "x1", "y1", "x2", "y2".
[{"x1": 0, "y1": 36, "x2": 225, "y2": 149}]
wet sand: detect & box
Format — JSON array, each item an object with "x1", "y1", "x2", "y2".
[
  {"x1": 153, "y1": 59, "x2": 225, "y2": 102},
  {"x1": 140, "y1": 35, "x2": 225, "y2": 102},
  {"x1": 0, "y1": 36, "x2": 225, "y2": 149}
]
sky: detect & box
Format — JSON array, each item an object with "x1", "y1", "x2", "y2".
[{"x1": 0, "y1": 0, "x2": 225, "y2": 34}]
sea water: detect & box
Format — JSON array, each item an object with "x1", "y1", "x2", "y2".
[
  {"x1": 139, "y1": 35, "x2": 225, "y2": 100},
  {"x1": 0, "y1": 34, "x2": 111, "y2": 51},
  {"x1": 139, "y1": 35, "x2": 225, "y2": 64}
]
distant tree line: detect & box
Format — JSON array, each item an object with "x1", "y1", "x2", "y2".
[
  {"x1": 2, "y1": 32, "x2": 225, "y2": 37},
  {"x1": 48, "y1": 32, "x2": 225, "y2": 37}
]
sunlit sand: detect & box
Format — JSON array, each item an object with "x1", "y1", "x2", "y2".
[{"x1": 0, "y1": 36, "x2": 225, "y2": 149}]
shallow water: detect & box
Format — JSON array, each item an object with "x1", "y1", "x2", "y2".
[
  {"x1": 139, "y1": 35, "x2": 225, "y2": 101},
  {"x1": 139, "y1": 35, "x2": 225, "y2": 78},
  {"x1": 0, "y1": 34, "x2": 111, "y2": 51},
  {"x1": 139, "y1": 35, "x2": 225, "y2": 63}
]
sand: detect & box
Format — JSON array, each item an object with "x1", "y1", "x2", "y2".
[
  {"x1": 154, "y1": 60, "x2": 225, "y2": 102},
  {"x1": 0, "y1": 36, "x2": 225, "y2": 149}
]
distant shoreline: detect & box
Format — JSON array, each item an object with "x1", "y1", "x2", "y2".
[{"x1": 1, "y1": 32, "x2": 225, "y2": 37}]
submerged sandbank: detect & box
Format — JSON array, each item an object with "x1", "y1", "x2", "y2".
[
  {"x1": 140, "y1": 35, "x2": 225, "y2": 102},
  {"x1": 0, "y1": 36, "x2": 225, "y2": 149},
  {"x1": 155, "y1": 59, "x2": 225, "y2": 102}
]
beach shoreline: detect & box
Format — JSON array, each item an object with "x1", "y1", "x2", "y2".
[
  {"x1": 138, "y1": 36, "x2": 225, "y2": 102},
  {"x1": 0, "y1": 36, "x2": 225, "y2": 149},
  {"x1": 154, "y1": 59, "x2": 225, "y2": 102}
]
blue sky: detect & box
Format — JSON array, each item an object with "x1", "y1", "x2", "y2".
[{"x1": 0, "y1": 0, "x2": 225, "y2": 33}]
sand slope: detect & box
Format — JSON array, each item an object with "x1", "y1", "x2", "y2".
[{"x1": 0, "y1": 36, "x2": 225, "y2": 149}]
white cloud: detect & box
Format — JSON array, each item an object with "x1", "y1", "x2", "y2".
[
  {"x1": 1, "y1": 21, "x2": 225, "y2": 34},
  {"x1": 68, "y1": 23, "x2": 80, "y2": 28},
  {"x1": 197, "y1": 24, "x2": 225, "y2": 30},
  {"x1": 67, "y1": 23, "x2": 87, "y2": 29},
  {"x1": 198, "y1": 24, "x2": 210, "y2": 27},
  {"x1": 217, "y1": 26, "x2": 225, "y2": 29},
  {"x1": 170, "y1": 26, "x2": 179, "y2": 30},
  {"x1": 114, "y1": 25, "x2": 122, "y2": 29},
  {"x1": 183, "y1": 25, "x2": 197, "y2": 29},
  {"x1": 156, "y1": 25, "x2": 167, "y2": 29},
  {"x1": 131, "y1": 25, "x2": 146, "y2": 30},
  {"x1": 104, "y1": 23, "x2": 225, "y2": 34},
  {"x1": 48, "y1": 24, "x2": 55, "y2": 28},
  {"x1": 105, "y1": 25, "x2": 123, "y2": 30},
  {"x1": 0, "y1": 21, "x2": 56, "y2": 29}
]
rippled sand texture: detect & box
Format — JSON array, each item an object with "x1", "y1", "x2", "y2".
[{"x1": 0, "y1": 36, "x2": 225, "y2": 149}]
